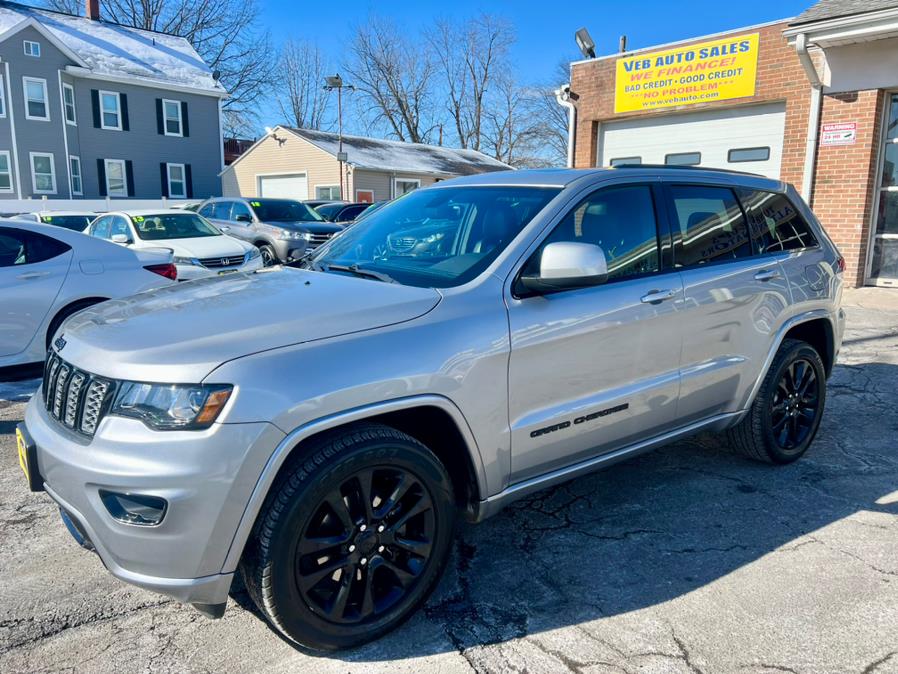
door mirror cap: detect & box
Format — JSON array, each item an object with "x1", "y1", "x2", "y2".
[
  {"x1": 235, "y1": 214, "x2": 252, "y2": 223},
  {"x1": 111, "y1": 233, "x2": 132, "y2": 245},
  {"x1": 519, "y1": 241, "x2": 608, "y2": 294}
]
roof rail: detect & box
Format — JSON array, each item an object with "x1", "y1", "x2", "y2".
[{"x1": 610, "y1": 164, "x2": 764, "y2": 178}]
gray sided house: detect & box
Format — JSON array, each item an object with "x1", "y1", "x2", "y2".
[
  {"x1": 0, "y1": 2, "x2": 226, "y2": 201},
  {"x1": 221, "y1": 126, "x2": 513, "y2": 203}
]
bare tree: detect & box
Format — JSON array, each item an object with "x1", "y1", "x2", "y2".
[
  {"x1": 524, "y1": 60, "x2": 576, "y2": 167},
  {"x1": 44, "y1": 0, "x2": 274, "y2": 134},
  {"x1": 277, "y1": 40, "x2": 331, "y2": 130},
  {"x1": 430, "y1": 14, "x2": 514, "y2": 151},
  {"x1": 344, "y1": 17, "x2": 436, "y2": 143}
]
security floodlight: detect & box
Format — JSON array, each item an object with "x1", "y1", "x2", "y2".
[
  {"x1": 575, "y1": 28, "x2": 596, "y2": 59},
  {"x1": 325, "y1": 74, "x2": 343, "y2": 88}
]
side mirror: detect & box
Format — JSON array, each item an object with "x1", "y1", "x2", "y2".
[
  {"x1": 111, "y1": 233, "x2": 132, "y2": 245},
  {"x1": 518, "y1": 241, "x2": 608, "y2": 295},
  {"x1": 235, "y1": 214, "x2": 252, "y2": 223}
]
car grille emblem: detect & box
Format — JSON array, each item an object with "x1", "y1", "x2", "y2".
[
  {"x1": 54, "y1": 335, "x2": 66, "y2": 351},
  {"x1": 221, "y1": 258, "x2": 228, "y2": 266}
]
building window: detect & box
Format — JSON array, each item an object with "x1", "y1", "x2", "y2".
[
  {"x1": 30, "y1": 152, "x2": 56, "y2": 194},
  {"x1": 104, "y1": 159, "x2": 127, "y2": 196},
  {"x1": 316, "y1": 185, "x2": 341, "y2": 199},
  {"x1": 0, "y1": 151, "x2": 12, "y2": 192},
  {"x1": 23, "y1": 40, "x2": 40, "y2": 57},
  {"x1": 166, "y1": 163, "x2": 186, "y2": 198},
  {"x1": 665, "y1": 152, "x2": 701, "y2": 166},
  {"x1": 100, "y1": 91, "x2": 121, "y2": 130},
  {"x1": 0, "y1": 75, "x2": 6, "y2": 118},
  {"x1": 394, "y1": 178, "x2": 420, "y2": 196},
  {"x1": 62, "y1": 83, "x2": 76, "y2": 125},
  {"x1": 609, "y1": 157, "x2": 641, "y2": 167},
  {"x1": 728, "y1": 147, "x2": 770, "y2": 163},
  {"x1": 23, "y1": 77, "x2": 49, "y2": 121},
  {"x1": 162, "y1": 99, "x2": 183, "y2": 136},
  {"x1": 69, "y1": 156, "x2": 82, "y2": 195}
]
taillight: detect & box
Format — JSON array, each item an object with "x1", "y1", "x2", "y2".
[
  {"x1": 835, "y1": 256, "x2": 846, "y2": 274},
  {"x1": 144, "y1": 263, "x2": 177, "y2": 281}
]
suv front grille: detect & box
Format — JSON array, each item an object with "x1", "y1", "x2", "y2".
[
  {"x1": 197, "y1": 255, "x2": 245, "y2": 268},
  {"x1": 307, "y1": 233, "x2": 334, "y2": 250},
  {"x1": 43, "y1": 352, "x2": 115, "y2": 437}
]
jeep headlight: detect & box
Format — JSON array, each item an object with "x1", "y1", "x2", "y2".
[{"x1": 111, "y1": 383, "x2": 233, "y2": 430}]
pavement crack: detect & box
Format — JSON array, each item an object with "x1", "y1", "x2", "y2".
[{"x1": 863, "y1": 651, "x2": 897, "y2": 673}]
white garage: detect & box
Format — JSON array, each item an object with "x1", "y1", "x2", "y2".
[
  {"x1": 257, "y1": 173, "x2": 308, "y2": 200},
  {"x1": 598, "y1": 103, "x2": 787, "y2": 178}
]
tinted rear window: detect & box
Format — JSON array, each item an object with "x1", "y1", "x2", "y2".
[
  {"x1": 739, "y1": 190, "x2": 818, "y2": 253},
  {"x1": 670, "y1": 185, "x2": 752, "y2": 267}
]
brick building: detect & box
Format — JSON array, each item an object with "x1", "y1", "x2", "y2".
[{"x1": 567, "y1": 0, "x2": 898, "y2": 287}]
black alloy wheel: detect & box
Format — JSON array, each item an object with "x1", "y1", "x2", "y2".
[
  {"x1": 770, "y1": 358, "x2": 820, "y2": 451},
  {"x1": 296, "y1": 467, "x2": 436, "y2": 624},
  {"x1": 241, "y1": 424, "x2": 455, "y2": 650}
]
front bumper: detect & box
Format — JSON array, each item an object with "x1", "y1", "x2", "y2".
[
  {"x1": 272, "y1": 239, "x2": 307, "y2": 264},
  {"x1": 24, "y1": 393, "x2": 285, "y2": 607}
]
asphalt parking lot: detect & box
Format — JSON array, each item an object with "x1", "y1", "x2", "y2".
[{"x1": 1, "y1": 288, "x2": 897, "y2": 674}]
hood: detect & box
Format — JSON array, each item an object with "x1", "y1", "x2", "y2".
[
  {"x1": 262, "y1": 221, "x2": 344, "y2": 234},
  {"x1": 57, "y1": 268, "x2": 441, "y2": 382},
  {"x1": 141, "y1": 235, "x2": 249, "y2": 259}
]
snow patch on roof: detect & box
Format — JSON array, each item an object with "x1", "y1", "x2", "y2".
[
  {"x1": 288, "y1": 127, "x2": 513, "y2": 176},
  {"x1": 0, "y1": 2, "x2": 222, "y2": 92}
]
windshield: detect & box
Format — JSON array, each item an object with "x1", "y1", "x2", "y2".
[
  {"x1": 40, "y1": 215, "x2": 93, "y2": 231},
  {"x1": 132, "y1": 213, "x2": 221, "y2": 241},
  {"x1": 251, "y1": 199, "x2": 324, "y2": 223},
  {"x1": 310, "y1": 186, "x2": 559, "y2": 288}
]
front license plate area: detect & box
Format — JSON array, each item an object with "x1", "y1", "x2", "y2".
[{"x1": 16, "y1": 424, "x2": 43, "y2": 492}]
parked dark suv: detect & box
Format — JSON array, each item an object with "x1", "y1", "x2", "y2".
[{"x1": 199, "y1": 197, "x2": 344, "y2": 265}]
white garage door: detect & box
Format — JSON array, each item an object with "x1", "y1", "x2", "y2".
[
  {"x1": 599, "y1": 103, "x2": 786, "y2": 178},
  {"x1": 257, "y1": 174, "x2": 308, "y2": 200}
]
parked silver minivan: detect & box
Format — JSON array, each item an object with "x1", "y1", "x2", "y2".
[{"x1": 19, "y1": 167, "x2": 844, "y2": 650}]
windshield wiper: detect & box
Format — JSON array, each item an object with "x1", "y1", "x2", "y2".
[{"x1": 325, "y1": 263, "x2": 396, "y2": 284}]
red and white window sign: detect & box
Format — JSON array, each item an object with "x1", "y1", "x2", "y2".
[{"x1": 821, "y1": 122, "x2": 857, "y2": 146}]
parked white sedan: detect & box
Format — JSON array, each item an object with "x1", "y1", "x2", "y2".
[
  {"x1": 0, "y1": 219, "x2": 176, "y2": 369},
  {"x1": 85, "y1": 210, "x2": 263, "y2": 281}
]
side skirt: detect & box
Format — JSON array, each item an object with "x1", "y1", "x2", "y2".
[{"x1": 469, "y1": 411, "x2": 742, "y2": 522}]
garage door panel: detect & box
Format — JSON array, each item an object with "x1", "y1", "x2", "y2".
[
  {"x1": 258, "y1": 174, "x2": 308, "y2": 200},
  {"x1": 599, "y1": 103, "x2": 786, "y2": 178}
]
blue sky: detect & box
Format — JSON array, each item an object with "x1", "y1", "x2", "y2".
[{"x1": 255, "y1": 0, "x2": 811, "y2": 128}]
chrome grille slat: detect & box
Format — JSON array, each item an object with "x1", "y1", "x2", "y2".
[
  {"x1": 307, "y1": 233, "x2": 334, "y2": 250},
  {"x1": 42, "y1": 352, "x2": 113, "y2": 437},
  {"x1": 197, "y1": 255, "x2": 245, "y2": 268}
]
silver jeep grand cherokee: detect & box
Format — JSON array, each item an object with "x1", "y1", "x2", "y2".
[{"x1": 18, "y1": 167, "x2": 845, "y2": 650}]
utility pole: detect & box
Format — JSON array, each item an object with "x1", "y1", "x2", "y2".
[{"x1": 324, "y1": 74, "x2": 354, "y2": 200}]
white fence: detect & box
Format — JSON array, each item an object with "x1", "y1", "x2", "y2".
[{"x1": 0, "y1": 197, "x2": 195, "y2": 215}]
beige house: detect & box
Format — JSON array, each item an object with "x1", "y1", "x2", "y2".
[{"x1": 221, "y1": 126, "x2": 512, "y2": 202}]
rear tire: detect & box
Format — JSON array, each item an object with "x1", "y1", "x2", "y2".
[
  {"x1": 241, "y1": 424, "x2": 456, "y2": 651},
  {"x1": 725, "y1": 338, "x2": 826, "y2": 464}
]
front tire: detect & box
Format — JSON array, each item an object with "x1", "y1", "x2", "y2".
[
  {"x1": 259, "y1": 244, "x2": 278, "y2": 266},
  {"x1": 725, "y1": 338, "x2": 827, "y2": 464},
  {"x1": 241, "y1": 424, "x2": 456, "y2": 650}
]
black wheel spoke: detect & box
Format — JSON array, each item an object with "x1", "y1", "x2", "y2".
[
  {"x1": 295, "y1": 464, "x2": 437, "y2": 625},
  {"x1": 769, "y1": 356, "x2": 822, "y2": 453}
]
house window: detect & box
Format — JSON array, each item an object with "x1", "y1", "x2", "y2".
[
  {"x1": 162, "y1": 99, "x2": 182, "y2": 136},
  {"x1": 104, "y1": 159, "x2": 127, "y2": 196},
  {"x1": 30, "y1": 152, "x2": 56, "y2": 194},
  {"x1": 665, "y1": 152, "x2": 701, "y2": 166},
  {"x1": 727, "y1": 147, "x2": 770, "y2": 163},
  {"x1": 62, "y1": 83, "x2": 76, "y2": 125},
  {"x1": 23, "y1": 77, "x2": 49, "y2": 121},
  {"x1": 316, "y1": 185, "x2": 340, "y2": 199},
  {"x1": 166, "y1": 163, "x2": 186, "y2": 198},
  {"x1": 394, "y1": 178, "x2": 420, "y2": 196},
  {"x1": 69, "y1": 156, "x2": 82, "y2": 195},
  {"x1": 100, "y1": 91, "x2": 121, "y2": 130},
  {"x1": 0, "y1": 151, "x2": 12, "y2": 192},
  {"x1": 23, "y1": 40, "x2": 40, "y2": 57},
  {"x1": 0, "y1": 75, "x2": 6, "y2": 118}
]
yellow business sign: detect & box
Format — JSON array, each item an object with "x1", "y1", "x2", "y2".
[{"x1": 614, "y1": 33, "x2": 760, "y2": 114}]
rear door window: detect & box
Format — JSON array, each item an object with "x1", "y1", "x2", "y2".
[
  {"x1": 739, "y1": 189, "x2": 819, "y2": 253},
  {"x1": 669, "y1": 185, "x2": 752, "y2": 267},
  {"x1": 0, "y1": 227, "x2": 70, "y2": 266}
]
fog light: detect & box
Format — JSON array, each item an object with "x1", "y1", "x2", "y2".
[{"x1": 100, "y1": 490, "x2": 167, "y2": 526}]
